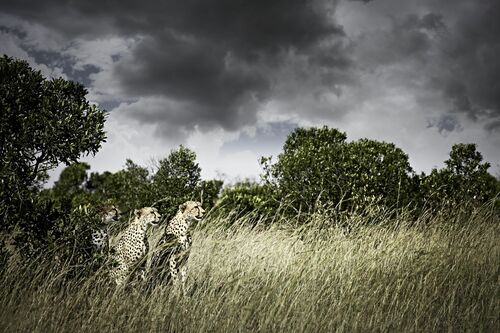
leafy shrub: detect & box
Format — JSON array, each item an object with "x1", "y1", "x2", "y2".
[
  {"x1": 151, "y1": 145, "x2": 202, "y2": 218},
  {"x1": 262, "y1": 126, "x2": 414, "y2": 217},
  {"x1": 5, "y1": 197, "x2": 107, "y2": 279},
  {"x1": 194, "y1": 179, "x2": 224, "y2": 211},
  {"x1": 217, "y1": 181, "x2": 279, "y2": 223},
  {"x1": 0, "y1": 55, "x2": 106, "y2": 233},
  {"x1": 343, "y1": 139, "x2": 413, "y2": 211},
  {"x1": 417, "y1": 143, "x2": 499, "y2": 213},
  {"x1": 89, "y1": 159, "x2": 154, "y2": 213}
]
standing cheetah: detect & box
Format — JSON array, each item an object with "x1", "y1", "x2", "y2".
[
  {"x1": 110, "y1": 207, "x2": 161, "y2": 286},
  {"x1": 148, "y1": 201, "x2": 204, "y2": 287}
]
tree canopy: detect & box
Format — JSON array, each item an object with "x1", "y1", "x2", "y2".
[
  {"x1": 0, "y1": 55, "x2": 106, "y2": 231},
  {"x1": 262, "y1": 126, "x2": 414, "y2": 215}
]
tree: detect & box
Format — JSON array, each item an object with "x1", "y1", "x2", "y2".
[
  {"x1": 344, "y1": 139, "x2": 413, "y2": 211},
  {"x1": 152, "y1": 146, "x2": 201, "y2": 218},
  {"x1": 445, "y1": 144, "x2": 489, "y2": 177},
  {"x1": 262, "y1": 126, "x2": 414, "y2": 216},
  {"x1": 420, "y1": 143, "x2": 498, "y2": 211},
  {"x1": 50, "y1": 162, "x2": 91, "y2": 210},
  {"x1": 193, "y1": 179, "x2": 224, "y2": 211},
  {"x1": 87, "y1": 160, "x2": 152, "y2": 213},
  {"x1": 217, "y1": 181, "x2": 278, "y2": 222},
  {"x1": 262, "y1": 126, "x2": 348, "y2": 213},
  {"x1": 0, "y1": 55, "x2": 106, "y2": 231}
]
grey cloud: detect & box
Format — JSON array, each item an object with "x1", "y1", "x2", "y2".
[
  {"x1": 354, "y1": 14, "x2": 440, "y2": 67},
  {"x1": 1, "y1": 1, "x2": 342, "y2": 55},
  {"x1": 352, "y1": 0, "x2": 500, "y2": 132},
  {"x1": 1, "y1": 0, "x2": 349, "y2": 137},
  {"x1": 221, "y1": 121, "x2": 297, "y2": 155},
  {"x1": 416, "y1": 13, "x2": 445, "y2": 31},
  {"x1": 2, "y1": 0, "x2": 500, "y2": 142},
  {"x1": 427, "y1": 114, "x2": 463, "y2": 134},
  {"x1": 438, "y1": 79, "x2": 477, "y2": 120},
  {"x1": 112, "y1": 34, "x2": 269, "y2": 131},
  {"x1": 484, "y1": 120, "x2": 500, "y2": 133},
  {"x1": 434, "y1": 0, "x2": 500, "y2": 123}
]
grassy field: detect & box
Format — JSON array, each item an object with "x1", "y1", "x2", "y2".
[{"x1": 0, "y1": 208, "x2": 499, "y2": 332}]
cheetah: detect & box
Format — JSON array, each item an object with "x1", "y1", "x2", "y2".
[
  {"x1": 91, "y1": 204, "x2": 121, "y2": 252},
  {"x1": 110, "y1": 207, "x2": 161, "y2": 286},
  {"x1": 148, "y1": 201, "x2": 204, "y2": 288}
]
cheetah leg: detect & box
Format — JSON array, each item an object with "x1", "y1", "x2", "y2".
[
  {"x1": 113, "y1": 267, "x2": 127, "y2": 286},
  {"x1": 169, "y1": 257, "x2": 187, "y2": 295},
  {"x1": 170, "y1": 253, "x2": 191, "y2": 296},
  {"x1": 169, "y1": 257, "x2": 179, "y2": 284},
  {"x1": 138, "y1": 269, "x2": 147, "y2": 282},
  {"x1": 179, "y1": 265, "x2": 188, "y2": 285}
]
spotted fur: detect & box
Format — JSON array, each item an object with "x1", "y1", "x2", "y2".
[
  {"x1": 148, "y1": 201, "x2": 205, "y2": 287},
  {"x1": 91, "y1": 205, "x2": 121, "y2": 252},
  {"x1": 110, "y1": 207, "x2": 161, "y2": 286}
]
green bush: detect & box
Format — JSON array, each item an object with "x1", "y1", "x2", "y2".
[
  {"x1": 417, "y1": 143, "x2": 499, "y2": 213},
  {"x1": 90, "y1": 159, "x2": 153, "y2": 213},
  {"x1": 6, "y1": 197, "x2": 106, "y2": 278},
  {"x1": 0, "y1": 55, "x2": 106, "y2": 234},
  {"x1": 344, "y1": 139, "x2": 413, "y2": 211},
  {"x1": 217, "y1": 181, "x2": 279, "y2": 223},
  {"x1": 151, "y1": 145, "x2": 202, "y2": 218},
  {"x1": 42, "y1": 146, "x2": 221, "y2": 226},
  {"x1": 194, "y1": 179, "x2": 224, "y2": 211},
  {"x1": 262, "y1": 126, "x2": 414, "y2": 217}
]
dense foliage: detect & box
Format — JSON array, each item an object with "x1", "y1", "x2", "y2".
[
  {"x1": 217, "y1": 181, "x2": 278, "y2": 221},
  {"x1": 261, "y1": 127, "x2": 415, "y2": 216},
  {"x1": 0, "y1": 56, "x2": 106, "y2": 234},
  {"x1": 416, "y1": 143, "x2": 499, "y2": 213},
  {"x1": 151, "y1": 146, "x2": 202, "y2": 218},
  {"x1": 0, "y1": 56, "x2": 105, "y2": 230},
  {"x1": 0, "y1": 56, "x2": 108, "y2": 271}
]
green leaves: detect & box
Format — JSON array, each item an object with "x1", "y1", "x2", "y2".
[
  {"x1": 217, "y1": 181, "x2": 278, "y2": 222},
  {"x1": 152, "y1": 145, "x2": 202, "y2": 218},
  {"x1": 418, "y1": 143, "x2": 498, "y2": 212},
  {"x1": 0, "y1": 55, "x2": 106, "y2": 231},
  {"x1": 263, "y1": 127, "x2": 414, "y2": 216}
]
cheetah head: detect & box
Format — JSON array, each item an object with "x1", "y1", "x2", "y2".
[
  {"x1": 178, "y1": 201, "x2": 205, "y2": 223},
  {"x1": 98, "y1": 204, "x2": 121, "y2": 223},
  {"x1": 134, "y1": 207, "x2": 161, "y2": 226}
]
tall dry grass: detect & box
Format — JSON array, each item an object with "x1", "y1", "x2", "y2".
[{"x1": 0, "y1": 207, "x2": 498, "y2": 332}]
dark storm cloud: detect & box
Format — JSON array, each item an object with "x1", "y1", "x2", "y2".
[
  {"x1": 484, "y1": 120, "x2": 500, "y2": 133},
  {"x1": 355, "y1": 12, "x2": 445, "y2": 66},
  {"x1": 2, "y1": 0, "x2": 500, "y2": 137},
  {"x1": 112, "y1": 34, "x2": 269, "y2": 131},
  {"x1": 427, "y1": 114, "x2": 462, "y2": 134},
  {"x1": 440, "y1": 0, "x2": 500, "y2": 127},
  {"x1": 106, "y1": 0, "x2": 346, "y2": 132},
  {"x1": 0, "y1": 0, "x2": 346, "y2": 134},
  {"x1": 0, "y1": 0, "x2": 341, "y2": 54},
  {"x1": 352, "y1": 0, "x2": 500, "y2": 132},
  {"x1": 422, "y1": 2, "x2": 500, "y2": 128}
]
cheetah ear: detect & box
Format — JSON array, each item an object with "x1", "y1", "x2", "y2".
[
  {"x1": 134, "y1": 209, "x2": 141, "y2": 218},
  {"x1": 179, "y1": 203, "x2": 187, "y2": 211}
]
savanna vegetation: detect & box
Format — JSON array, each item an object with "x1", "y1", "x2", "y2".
[{"x1": 1, "y1": 55, "x2": 499, "y2": 332}]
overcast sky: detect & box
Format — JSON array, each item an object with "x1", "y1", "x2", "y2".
[{"x1": 1, "y1": 0, "x2": 499, "y2": 183}]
